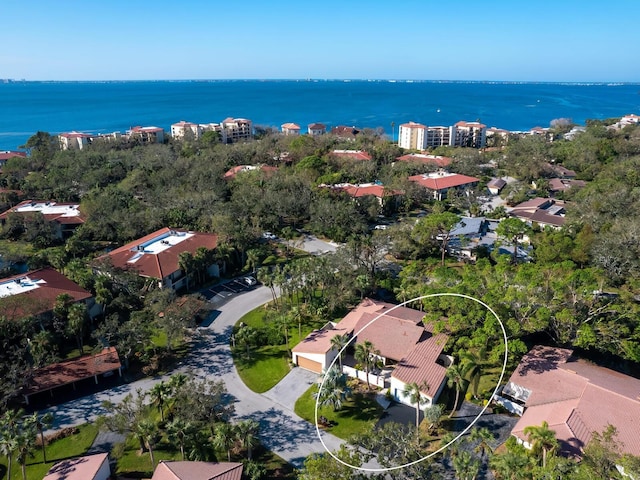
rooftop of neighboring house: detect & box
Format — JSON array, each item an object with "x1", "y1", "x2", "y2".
[
  {"x1": 487, "y1": 178, "x2": 507, "y2": 190},
  {"x1": 96, "y1": 227, "x2": 218, "y2": 280},
  {"x1": 548, "y1": 178, "x2": 587, "y2": 192},
  {"x1": 395, "y1": 153, "x2": 452, "y2": 167},
  {"x1": 505, "y1": 345, "x2": 640, "y2": 457},
  {"x1": 455, "y1": 121, "x2": 487, "y2": 129},
  {"x1": 509, "y1": 197, "x2": 567, "y2": 227},
  {"x1": 0, "y1": 200, "x2": 84, "y2": 225},
  {"x1": 329, "y1": 182, "x2": 402, "y2": 199},
  {"x1": 43, "y1": 453, "x2": 109, "y2": 480},
  {"x1": 330, "y1": 125, "x2": 360, "y2": 138},
  {"x1": 151, "y1": 461, "x2": 243, "y2": 480},
  {"x1": 281, "y1": 122, "x2": 301, "y2": 130},
  {"x1": 223, "y1": 164, "x2": 278, "y2": 180},
  {"x1": 399, "y1": 121, "x2": 426, "y2": 129},
  {"x1": 59, "y1": 131, "x2": 93, "y2": 139},
  {"x1": 408, "y1": 171, "x2": 480, "y2": 190},
  {"x1": 0, "y1": 150, "x2": 27, "y2": 161},
  {"x1": 330, "y1": 149, "x2": 372, "y2": 161},
  {"x1": 546, "y1": 163, "x2": 577, "y2": 178},
  {"x1": 0, "y1": 268, "x2": 92, "y2": 319},
  {"x1": 308, "y1": 122, "x2": 326, "y2": 130},
  {"x1": 24, "y1": 348, "x2": 121, "y2": 396},
  {"x1": 172, "y1": 120, "x2": 198, "y2": 128}
]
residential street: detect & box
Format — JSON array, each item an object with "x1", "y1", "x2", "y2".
[{"x1": 44, "y1": 285, "x2": 345, "y2": 468}]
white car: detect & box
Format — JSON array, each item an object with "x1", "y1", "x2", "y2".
[
  {"x1": 262, "y1": 232, "x2": 277, "y2": 240},
  {"x1": 243, "y1": 276, "x2": 257, "y2": 286}
]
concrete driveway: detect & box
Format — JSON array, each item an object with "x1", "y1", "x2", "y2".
[
  {"x1": 262, "y1": 367, "x2": 319, "y2": 411},
  {"x1": 284, "y1": 234, "x2": 339, "y2": 255}
]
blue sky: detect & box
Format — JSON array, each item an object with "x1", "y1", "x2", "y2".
[{"x1": 1, "y1": 0, "x2": 639, "y2": 82}]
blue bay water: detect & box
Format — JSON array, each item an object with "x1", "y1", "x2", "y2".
[{"x1": 1, "y1": 80, "x2": 639, "y2": 151}]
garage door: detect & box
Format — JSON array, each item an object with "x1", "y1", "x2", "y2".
[{"x1": 297, "y1": 356, "x2": 322, "y2": 373}]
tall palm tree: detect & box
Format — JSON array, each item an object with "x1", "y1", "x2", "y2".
[
  {"x1": 31, "y1": 412, "x2": 54, "y2": 463},
  {"x1": 402, "y1": 381, "x2": 429, "y2": 441},
  {"x1": 469, "y1": 427, "x2": 494, "y2": 460},
  {"x1": 66, "y1": 303, "x2": 87, "y2": 354},
  {"x1": 460, "y1": 350, "x2": 484, "y2": 399},
  {"x1": 178, "y1": 252, "x2": 195, "y2": 291},
  {"x1": 453, "y1": 450, "x2": 481, "y2": 480},
  {"x1": 315, "y1": 365, "x2": 352, "y2": 412},
  {"x1": 212, "y1": 423, "x2": 236, "y2": 462},
  {"x1": 523, "y1": 421, "x2": 557, "y2": 468},
  {"x1": 15, "y1": 417, "x2": 37, "y2": 480},
  {"x1": 330, "y1": 333, "x2": 350, "y2": 372},
  {"x1": 166, "y1": 419, "x2": 195, "y2": 461},
  {"x1": 135, "y1": 419, "x2": 160, "y2": 469},
  {"x1": 446, "y1": 363, "x2": 467, "y2": 418},
  {"x1": 0, "y1": 425, "x2": 18, "y2": 480},
  {"x1": 354, "y1": 340, "x2": 379, "y2": 390},
  {"x1": 235, "y1": 420, "x2": 260, "y2": 460},
  {"x1": 149, "y1": 381, "x2": 171, "y2": 422}
]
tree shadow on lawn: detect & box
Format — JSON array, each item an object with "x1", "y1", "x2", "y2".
[{"x1": 332, "y1": 393, "x2": 382, "y2": 423}]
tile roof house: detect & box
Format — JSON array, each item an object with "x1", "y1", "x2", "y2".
[
  {"x1": 548, "y1": 178, "x2": 586, "y2": 194},
  {"x1": 0, "y1": 200, "x2": 85, "y2": 239},
  {"x1": 223, "y1": 164, "x2": 278, "y2": 180},
  {"x1": 321, "y1": 182, "x2": 403, "y2": 208},
  {"x1": 0, "y1": 150, "x2": 26, "y2": 167},
  {"x1": 408, "y1": 171, "x2": 480, "y2": 201},
  {"x1": 395, "y1": 153, "x2": 452, "y2": 168},
  {"x1": 330, "y1": 149, "x2": 372, "y2": 161},
  {"x1": 330, "y1": 125, "x2": 360, "y2": 140},
  {"x1": 151, "y1": 461, "x2": 243, "y2": 480},
  {"x1": 43, "y1": 452, "x2": 111, "y2": 480},
  {"x1": 307, "y1": 123, "x2": 326, "y2": 136},
  {"x1": 487, "y1": 178, "x2": 507, "y2": 195},
  {"x1": 292, "y1": 298, "x2": 450, "y2": 408},
  {"x1": 508, "y1": 197, "x2": 567, "y2": 228},
  {"x1": 281, "y1": 122, "x2": 301, "y2": 135},
  {"x1": 95, "y1": 227, "x2": 219, "y2": 290},
  {"x1": 498, "y1": 345, "x2": 640, "y2": 458},
  {"x1": 58, "y1": 131, "x2": 93, "y2": 150},
  {"x1": 23, "y1": 347, "x2": 121, "y2": 405},
  {"x1": 0, "y1": 268, "x2": 96, "y2": 321},
  {"x1": 127, "y1": 126, "x2": 165, "y2": 144}
]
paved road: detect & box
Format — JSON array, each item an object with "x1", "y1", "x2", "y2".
[
  {"x1": 285, "y1": 234, "x2": 339, "y2": 255},
  {"x1": 45, "y1": 285, "x2": 345, "y2": 468}
]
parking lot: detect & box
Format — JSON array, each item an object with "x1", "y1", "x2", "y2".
[{"x1": 201, "y1": 276, "x2": 259, "y2": 304}]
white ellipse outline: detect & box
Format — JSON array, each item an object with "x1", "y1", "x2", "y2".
[{"x1": 314, "y1": 293, "x2": 509, "y2": 473}]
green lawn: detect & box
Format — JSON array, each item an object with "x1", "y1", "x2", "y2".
[
  {"x1": 294, "y1": 385, "x2": 382, "y2": 440},
  {"x1": 233, "y1": 304, "x2": 324, "y2": 393},
  {"x1": 115, "y1": 434, "x2": 182, "y2": 478},
  {"x1": 0, "y1": 423, "x2": 98, "y2": 480}
]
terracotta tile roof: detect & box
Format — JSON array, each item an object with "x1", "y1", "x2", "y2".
[
  {"x1": 505, "y1": 345, "x2": 640, "y2": 457},
  {"x1": 96, "y1": 227, "x2": 218, "y2": 281},
  {"x1": 548, "y1": 178, "x2": 586, "y2": 192},
  {"x1": 353, "y1": 312, "x2": 425, "y2": 362},
  {"x1": 44, "y1": 453, "x2": 109, "y2": 480},
  {"x1": 308, "y1": 123, "x2": 326, "y2": 130},
  {"x1": 223, "y1": 164, "x2": 278, "y2": 180},
  {"x1": 331, "y1": 125, "x2": 360, "y2": 137},
  {"x1": 328, "y1": 183, "x2": 402, "y2": 199},
  {"x1": 509, "y1": 197, "x2": 553, "y2": 211},
  {"x1": 509, "y1": 198, "x2": 566, "y2": 227},
  {"x1": 455, "y1": 121, "x2": 486, "y2": 129},
  {"x1": 391, "y1": 333, "x2": 449, "y2": 396},
  {"x1": 24, "y1": 347, "x2": 121, "y2": 396},
  {"x1": 172, "y1": 120, "x2": 197, "y2": 127},
  {"x1": 59, "y1": 131, "x2": 92, "y2": 139},
  {"x1": 0, "y1": 151, "x2": 27, "y2": 161},
  {"x1": 408, "y1": 172, "x2": 480, "y2": 191},
  {"x1": 395, "y1": 154, "x2": 452, "y2": 167},
  {"x1": 281, "y1": 122, "x2": 301, "y2": 130},
  {"x1": 331, "y1": 150, "x2": 372, "y2": 161},
  {"x1": 0, "y1": 268, "x2": 92, "y2": 320},
  {"x1": 151, "y1": 461, "x2": 243, "y2": 480},
  {"x1": 130, "y1": 126, "x2": 163, "y2": 133},
  {"x1": 399, "y1": 121, "x2": 426, "y2": 129},
  {"x1": 487, "y1": 178, "x2": 507, "y2": 189}
]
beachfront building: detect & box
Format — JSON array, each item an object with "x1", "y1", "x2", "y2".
[
  {"x1": 452, "y1": 121, "x2": 486, "y2": 148},
  {"x1": 171, "y1": 120, "x2": 202, "y2": 139},
  {"x1": 58, "y1": 131, "x2": 93, "y2": 150},
  {"x1": 424, "y1": 125, "x2": 453, "y2": 147},
  {"x1": 128, "y1": 126, "x2": 165, "y2": 144},
  {"x1": 308, "y1": 123, "x2": 326, "y2": 136},
  {"x1": 398, "y1": 121, "x2": 427, "y2": 150},
  {"x1": 96, "y1": 227, "x2": 220, "y2": 290},
  {"x1": 0, "y1": 200, "x2": 84, "y2": 239},
  {"x1": 221, "y1": 117, "x2": 252, "y2": 143},
  {"x1": 408, "y1": 171, "x2": 480, "y2": 201},
  {"x1": 281, "y1": 122, "x2": 301, "y2": 135},
  {"x1": 292, "y1": 298, "x2": 450, "y2": 408}
]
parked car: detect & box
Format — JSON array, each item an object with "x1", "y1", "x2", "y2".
[
  {"x1": 242, "y1": 276, "x2": 257, "y2": 286},
  {"x1": 262, "y1": 232, "x2": 277, "y2": 240}
]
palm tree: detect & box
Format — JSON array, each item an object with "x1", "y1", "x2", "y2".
[
  {"x1": 0, "y1": 424, "x2": 18, "y2": 480},
  {"x1": 31, "y1": 412, "x2": 54, "y2": 463},
  {"x1": 166, "y1": 419, "x2": 195, "y2": 460},
  {"x1": 469, "y1": 427, "x2": 494, "y2": 460},
  {"x1": 460, "y1": 350, "x2": 484, "y2": 399},
  {"x1": 178, "y1": 252, "x2": 195, "y2": 291},
  {"x1": 15, "y1": 417, "x2": 37, "y2": 480},
  {"x1": 523, "y1": 421, "x2": 558, "y2": 468},
  {"x1": 402, "y1": 381, "x2": 429, "y2": 441},
  {"x1": 330, "y1": 333, "x2": 350, "y2": 372},
  {"x1": 136, "y1": 419, "x2": 160, "y2": 469},
  {"x1": 149, "y1": 381, "x2": 171, "y2": 422},
  {"x1": 315, "y1": 365, "x2": 352, "y2": 412},
  {"x1": 453, "y1": 450, "x2": 481, "y2": 480},
  {"x1": 235, "y1": 420, "x2": 260, "y2": 460},
  {"x1": 66, "y1": 303, "x2": 87, "y2": 354},
  {"x1": 354, "y1": 340, "x2": 379, "y2": 390},
  {"x1": 212, "y1": 423, "x2": 236, "y2": 462},
  {"x1": 446, "y1": 363, "x2": 467, "y2": 418}
]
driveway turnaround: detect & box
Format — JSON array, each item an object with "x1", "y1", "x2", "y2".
[{"x1": 44, "y1": 285, "x2": 345, "y2": 468}]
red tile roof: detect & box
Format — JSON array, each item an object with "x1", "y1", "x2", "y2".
[
  {"x1": 0, "y1": 268, "x2": 92, "y2": 320},
  {"x1": 391, "y1": 333, "x2": 449, "y2": 395},
  {"x1": 24, "y1": 347, "x2": 121, "y2": 396},
  {"x1": 308, "y1": 123, "x2": 326, "y2": 130},
  {"x1": 408, "y1": 172, "x2": 480, "y2": 191},
  {"x1": 223, "y1": 164, "x2": 277, "y2": 180},
  {"x1": 59, "y1": 131, "x2": 92, "y2": 139},
  {"x1": 44, "y1": 453, "x2": 110, "y2": 480},
  {"x1": 331, "y1": 183, "x2": 402, "y2": 199},
  {"x1": 506, "y1": 345, "x2": 640, "y2": 457},
  {"x1": 281, "y1": 122, "x2": 301, "y2": 130},
  {"x1": 396, "y1": 154, "x2": 452, "y2": 167},
  {"x1": 331, "y1": 150, "x2": 372, "y2": 161},
  {"x1": 455, "y1": 121, "x2": 487, "y2": 129},
  {"x1": 0, "y1": 200, "x2": 84, "y2": 226},
  {"x1": 353, "y1": 312, "x2": 425, "y2": 362},
  {"x1": 151, "y1": 461, "x2": 243, "y2": 480},
  {"x1": 97, "y1": 228, "x2": 218, "y2": 281},
  {"x1": 399, "y1": 121, "x2": 426, "y2": 129},
  {"x1": 0, "y1": 151, "x2": 27, "y2": 161}
]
